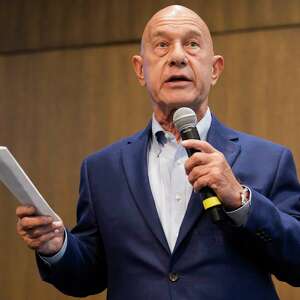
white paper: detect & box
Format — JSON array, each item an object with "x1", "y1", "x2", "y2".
[{"x1": 0, "y1": 146, "x2": 60, "y2": 221}]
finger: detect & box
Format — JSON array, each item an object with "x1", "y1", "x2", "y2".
[
  {"x1": 187, "y1": 166, "x2": 210, "y2": 185},
  {"x1": 16, "y1": 221, "x2": 27, "y2": 237},
  {"x1": 52, "y1": 221, "x2": 64, "y2": 233},
  {"x1": 182, "y1": 140, "x2": 217, "y2": 154},
  {"x1": 27, "y1": 222, "x2": 63, "y2": 238},
  {"x1": 26, "y1": 232, "x2": 57, "y2": 250},
  {"x1": 193, "y1": 174, "x2": 213, "y2": 193},
  {"x1": 19, "y1": 216, "x2": 53, "y2": 230},
  {"x1": 184, "y1": 152, "x2": 211, "y2": 174},
  {"x1": 16, "y1": 206, "x2": 37, "y2": 218}
]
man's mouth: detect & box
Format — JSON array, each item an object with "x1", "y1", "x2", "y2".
[{"x1": 165, "y1": 75, "x2": 192, "y2": 83}]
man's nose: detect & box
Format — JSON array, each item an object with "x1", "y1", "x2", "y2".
[{"x1": 168, "y1": 43, "x2": 187, "y2": 67}]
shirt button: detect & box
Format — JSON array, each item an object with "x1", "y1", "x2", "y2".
[
  {"x1": 175, "y1": 194, "x2": 181, "y2": 201},
  {"x1": 169, "y1": 272, "x2": 179, "y2": 282}
]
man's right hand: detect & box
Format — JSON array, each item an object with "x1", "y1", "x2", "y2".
[{"x1": 16, "y1": 206, "x2": 65, "y2": 256}]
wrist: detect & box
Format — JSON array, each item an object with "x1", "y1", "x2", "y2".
[
  {"x1": 240, "y1": 185, "x2": 250, "y2": 205},
  {"x1": 224, "y1": 185, "x2": 250, "y2": 211}
]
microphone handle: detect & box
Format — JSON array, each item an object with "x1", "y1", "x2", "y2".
[{"x1": 181, "y1": 127, "x2": 224, "y2": 223}]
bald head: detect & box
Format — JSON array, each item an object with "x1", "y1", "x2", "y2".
[
  {"x1": 132, "y1": 4, "x2": 224, "y2": 120},
  {"x1": 141, "y1": 5, "x2": 213, "y2": 55}
]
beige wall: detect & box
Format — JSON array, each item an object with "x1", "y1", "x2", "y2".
[{"x1": 0, "y1": 1, "x2": 299, "y2": 299}]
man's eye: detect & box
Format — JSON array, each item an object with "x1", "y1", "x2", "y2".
[
  {"x1": 188, "y1": 41, "x2": 199, "y2": 48},
  {"x1": 158, "y1": 41, "x2": 168, "y2": 48}
]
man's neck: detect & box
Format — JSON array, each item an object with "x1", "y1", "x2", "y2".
[{"x1": 153, "y1": 103, "x2": 208, "y2": 139}]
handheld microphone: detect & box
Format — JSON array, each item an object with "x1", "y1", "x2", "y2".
[{"x1": 173, "y1": 107, "x2": 223, "y2": 223}]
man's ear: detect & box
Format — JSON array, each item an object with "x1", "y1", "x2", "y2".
[
  {"x1": 211, "y1": 55, "x2": 224, "y2": 86},
  {"x1": 132, "y1": 55, "x2": 145, "y2": 86}
]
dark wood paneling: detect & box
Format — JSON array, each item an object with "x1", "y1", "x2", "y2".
[{"x1": 0, "y1": 0, "x2": 300, "y2": 53}]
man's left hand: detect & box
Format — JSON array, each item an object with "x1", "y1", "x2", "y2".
[{"x1": 182, "y1": 139, "x2": 243, "y2": 210}]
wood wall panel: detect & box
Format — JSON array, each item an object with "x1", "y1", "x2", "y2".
[
  {"x1": 0, "y1": 0, "x2": 299, "y2": 53},
  {"x1": 211, "y1": 27, "x2": 300, "y2": 174}
]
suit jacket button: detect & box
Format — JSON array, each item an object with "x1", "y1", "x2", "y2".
[{"x1": 169, "y1": 272, "x2": 179, "y2": 282}]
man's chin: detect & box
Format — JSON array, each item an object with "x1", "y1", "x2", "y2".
[{"x1": 159, "y1": 97, "x2": 199, "y2": 109}]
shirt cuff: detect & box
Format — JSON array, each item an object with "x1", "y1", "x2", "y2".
[
  {"x1": 225, "y1": 186, "x2": 252, "y2": 226},
  {"x1": 38, "y1": 229, "x2": 68, "y2": 265}
]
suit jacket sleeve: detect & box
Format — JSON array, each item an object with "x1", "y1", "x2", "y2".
[
  {"x1": 235, "y1": 148, "x2": 300, "y2": 286},
  {"x1": 36, "y1": 159, "x2": 107, "y2": 297}
]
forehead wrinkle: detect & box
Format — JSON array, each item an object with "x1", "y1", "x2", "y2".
[
  {"x1": 150, "y1": 29, "x2": 203, "y2": 43},
  {"x1": 141, "y1": 9, "x2": 213, "y2": 55},
  {"x1": 152, "y1": 20, "x2": 202, "y2": 30},
  {"x1": 148, "y1": 18, "x2": 205, "y2": 40},
  {"x1": 151, "y1": 17, "x2": 204, "y2": 27}
]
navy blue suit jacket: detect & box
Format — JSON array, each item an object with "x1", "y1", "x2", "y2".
[{"x1": 37, "y1": 116, "x2": 300, "y2": 300}]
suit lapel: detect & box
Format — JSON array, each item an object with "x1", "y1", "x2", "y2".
[
  {"x1": 173, "y1": 115, "x2": 241, "y2": 253},
  {"x1": 207, "y1": 115, "x2": 241, "y2": 167},
  {"x1": 121, "y1": 122, "x2": 171, "y2": 254}
]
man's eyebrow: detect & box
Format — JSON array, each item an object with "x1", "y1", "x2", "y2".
[
  {"x1": 185, "y1": 29, "x2": 203, "y2": 39},
  {"x1": 151, "y1": 30, "x2": 169, "y2": 39}
]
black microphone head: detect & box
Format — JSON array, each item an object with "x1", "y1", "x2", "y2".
[{"x1": 173, "y1": 107, "x2": 197, "y2": 132}]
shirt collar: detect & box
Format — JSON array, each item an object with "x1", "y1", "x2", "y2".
[{"x1": 151, "y1": 107, "x2": 212, "y2": 144}]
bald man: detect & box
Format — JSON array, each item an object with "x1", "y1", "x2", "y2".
[{"x1": 16, "y1": 5, "x2": 300, "y2": 300}]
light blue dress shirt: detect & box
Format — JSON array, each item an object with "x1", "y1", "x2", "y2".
[{"x1": 148, "y1": 108, "x2": 250, "y2": 251}]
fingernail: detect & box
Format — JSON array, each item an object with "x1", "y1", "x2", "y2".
[
  {"x1": 52, "y1": 221, "x2": 62, "y2": 227},
  {"x1": 54, "y1": 229, "x2": 59, "y2": 233}
]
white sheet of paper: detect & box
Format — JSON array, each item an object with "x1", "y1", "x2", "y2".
[{"x1": 0, "y1": 146, "x2": 60, "y2": 221}]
